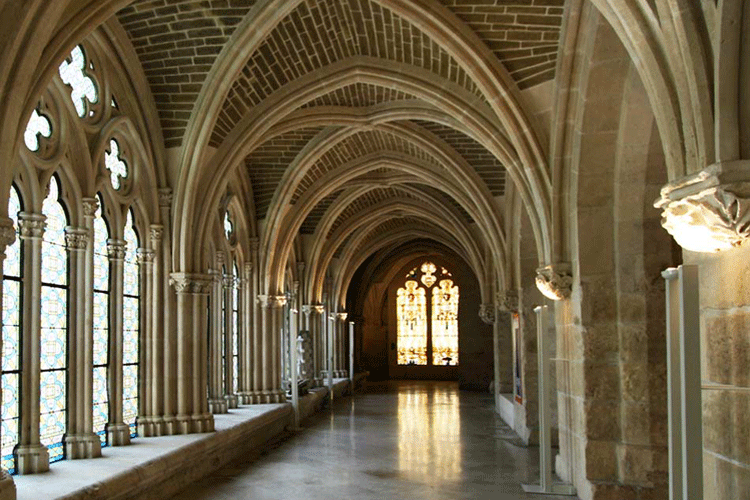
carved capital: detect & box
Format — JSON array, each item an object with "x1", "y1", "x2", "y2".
[
  {"x1": 81, "y1": 197, "x2": 99, "y2": 217},
  {"x1": 170, "y1": 273, "x2": 212, "y2": 294},
  {"x1": 106, "y1": 239, "x2": 127, "y2": 260},
  {"x1": 250, "y1": 237, "x2": 259, "y2": 253},
  {"x1": 336, "y1": 312, "x2": 348, "y2": 322},
  {"x1": 478, "y1": 304, "x2": 495, "y2": 325},
  {"x1": 215, "y1": 251, "x2": 225, "y2": 266},
  {"x1": 535, "y1": 264, "x2": 572, "y2": 301},
  {"x1": 244, "y1": 262, "x2": 253, "y2": 274},
  {"x1": 496, "y1": 289, "x2": 519, "y2": 313},
  {"x1": 158, "y1": 188, "x2": 173, "y2": 208},
  {"x1": 18, "y1": 213, "x2": 45, "y2": 239},
  {"x1": 150, "y1": 224, "x2": 164, "y2": 242},
  {"x1": 136, "y1": 248, "x2": 155, "y2": 264},
  {"x1": 222, "y1": 275, "x2": 236, "y2": 289},
  {"x1": 65, "y1": 227, "x2": 89, "y2": 250},
  {"x1": 0, "y1": 218, "x2": 16, "y2": 253},
  {"x1": 303, "y1": 304, "x2": 324, "y2": 316},
  {"x1": 271, "y1": 295, "x2": 287, "y2": 308},
  {"x1": 257, "y1": 294, "x2": 271, "y2": 308},
  {"x1": 655, "y1": 161, "x2": 750, "y2": 252}
]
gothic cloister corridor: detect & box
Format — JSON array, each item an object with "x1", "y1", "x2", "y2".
[{"x1": 171, "y1": 381, "x2": 558, "y2": 500}]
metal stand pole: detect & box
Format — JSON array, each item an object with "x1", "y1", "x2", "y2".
[
  {"x1": 522, "y1": 305, "x2": 576, "y2": 496},
  {"x1": 663, "y1": 265, "x2": 702, "y2": 500}
]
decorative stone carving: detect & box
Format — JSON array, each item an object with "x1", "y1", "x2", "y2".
[
  {"x1": 535, "y1": 264, "x2": 572, "y2": 301},
  {"x1": 222, "y1": 275, "x2": 235, "y2": 289},
  {"x1": 170, "y1": 273, "x2": 212, "y2": 294},
  {"x1": 18, "y1": 213, "x2": 46, "y2": 239},
  {"x1": 81, "y1": 197, "x2": 98, "y2": 217},
  {"x1": 64, "y1": 227, "x2": 89, "y2": 250},
  {"x1": 271, "y1": 295, "x2": 287, "y2": 308},
  {"x1": 158, "y1": 188, "x2": 173, "y2": 208},
  {"x1": 496, "y1": 289, "x2": 519, "y2": 313},
  {"x1": 215, "y1": 251, "x2": 225, "y2": 266},
  {"x1": 0, "y1": 218, "x2": 16, "y2": 253},
  {"x1": 150, "y1": 224, "x2": 164, "y2": 242},
  {"x1": 106, "y1": 239, "x2": 127, "y2": 260},
  {"x1": 336, "y1": 312, "x2": 348, "y2": 321},
  {"x1": 250, "y1": 237, "x2": 259, "y2": 253},
  {"x1": 478, "y1": 304, "x2": 495, "y2": 324},
  {"x1": 136, "y1": 248, "x2": 155, "y2": 264},
  {"x1": 654, "y1": 161, "x2": 750, "y2": 253}
]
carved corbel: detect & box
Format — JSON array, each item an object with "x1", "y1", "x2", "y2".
[
  {"x1": 535, "y1": 264, "x2": 572, "y2": 301},
  {"x1": 478, "y1": 304, "x2": 495, "y2": 325},
  {"x1": 655, "y1": 161, "x2": 750, "y2": 253},
  {"x1": 496, "y1": 289, "x2": 519, "y2": 313}
]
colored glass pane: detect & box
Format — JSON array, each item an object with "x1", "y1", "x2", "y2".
[
  {"x1": 93, "y1": 199, "x2": 109, "y2": 445},
  {"x1": 123, "y1": 210, "x2": 139, "y2": 437},
  {"x1": 396, "y1": 280, "x2": 427, "y2": 365},
  {"x1": 40, "y1": 176, "x2": 67, "y2": 463},
  {"x1": 431, "y1": 280, "x2": 459, "y2": 366},
  {"x1": 232, "y1": 264, "x2": 239, "y2": 393},
  {"x1": 93, "y1": 366, "x2": 108, "y2": 445},
  {"x1": 1, "y1": 374, "x2": 18, "y2": 473},
  {"x1": 59, "y1": 45, "x2": 98, "y2": 118}
]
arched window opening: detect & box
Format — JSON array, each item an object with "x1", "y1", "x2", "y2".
[
  {"x1": 24, "y1": 109, "x2": 52, "y2": 152},
  {"x1": 2, "y1": 186, "x2": 22, "y2": 474},
  {"x1": 59, "y1": 45, "x2": 99, "y2": 118},
  {"x1": 40, "y1": 176, "x2": 68, "y2": 463},
  {"x1": 224, "y1": 212, "x2": 233, "y2": 240},
  {"x1": 104, "y1": 139, "x2": 128, "y2": 191},
  {"x1": 232, "y1": 262, "x2": 239, "y2": 394},
  {"x1": 397, "y1": 262, "x2": 459, "y2": 367},
  {"x1": 92, "y1": 196, "x2": 109, "y2": 446},
  {"x1": 123, "y1": 210, "x2": 139, "y2": 438}
]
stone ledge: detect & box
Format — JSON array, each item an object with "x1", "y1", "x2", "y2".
[{"x1": 13, "y1": 384, "x2": 352, "y2": 500}]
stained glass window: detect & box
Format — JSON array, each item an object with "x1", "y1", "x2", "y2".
[
  {"x1": 2, "y1": 187, "x2": 22, "y2": 474},
  {"x1": 40, "y1": 176, "x2": 67, "y2": 463},
  {"x1": 224, "y1": 212, "x2": 233, "y2": 240},
  {"x1": 396, "y1": 281, "x2": 427, "y2": 365},
  {"x1": 431, "y1": 280, "x2": 459, "y2": 366},
  {"x1": 396, "y1": 262, "x2": 459, "y2": 367},
  {"x1": 59, "y1": 45, "x2": 98, "y2": 118},
  {"x1": 123, "y1": 210, "x2": 139, "y2": 437},
  {"x1": 232, "y1": 263, "x2": 239, "y2": 394},
  {"x1": 24, "y1": 109, "x2": 52, "y2": 152},
  {"x1": 93, "y1": 196, "x2": 109, "y2": 446},
  {"x1": 221, "y1": 265, "x2": 226, "y2": 395}
]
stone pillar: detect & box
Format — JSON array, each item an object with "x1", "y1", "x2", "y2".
[
  {"x1": 0, "y1": 218, "x2": 18, "y2": 495},
  {"x1": 258, "y1": 294, "x2": 286, "y2": 403},
  {"x1": 207, "y1": 269, "x2": 227, "y2": 414},
  {"x1": 106, "y1": 239, "x2": 130, "y2": 445},
  {"x1": 136, "y1": 248, "x2": 157, "y2": 436},
  {"x1": 238, "y1": 262, "x2": 253, "y2": 404},
  {"x1": 170, "y1": 273, "x2": 214, "y2": 434},
  {"x1": 223, "y1": 273, "x2": 238, "y2": 409},
  {"x1": 336, "y1": 312, "x2": 348, "y2": 378},
  {"x1": 158, "y1": 189, "x2": 178, "y2": 434},
  {"x1": 308, "y1": 305, "x2": 324, "y2": 386},
  {"x1": 250, "y1": 240, "x2": 262, "y2": 403},
  {"x1": 63, "y1": 225, "x2": 101, "y2": 459},
  {"x1": 15, "y1": 213, "x2": 48, "y2": 473}
]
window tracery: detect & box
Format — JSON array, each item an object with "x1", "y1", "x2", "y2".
[
  {"x1": 24, "y1": 109, "x2": 52, "y2": 152},
  {"x1": 93, "y1": 196, "x2": 109, "y2": 446},
  {"x1": 224, "y1": 212, "x2": 233, "y2": 240},
  {"x1": 59, "y1": 45, "x2": 99, "y2": 118},
  {"x1": 104, "y1": 139, "x2": 128, "y2": 191}
]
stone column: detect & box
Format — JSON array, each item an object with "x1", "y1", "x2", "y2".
[
  {"x1": 307, "y1": 305, "x2": 324, "y2": 386},
  {"x1": 223, "y1": 273, "x2": 238, "y2": 409},
  {"x1": 207, "y1": 269, "x2": 227, "y2": 413},
  {"x1": 63, "y1": 225, "x2": 101, "y2": 459},
  {"x1": 15, "y1": 213, "x2": 48, "y2": 473},
  {"x1": 258, "y1": 294, "x2": 287, "y2": 403},
  {"x1": 0, "y1": 218, "x2": 18, "y2": 495},
  {"x1": 336, "y1": 312, "x2": 348, "y2": 378},
  {"x1": 250, "y1": 240, "x2": 262, "y2": 403},
  {"x1": 238, "y1": 262, "x2": 253, "y2": 404},
  {"x1": 170, "y1": 273, "x2": 214, "y2": 434},
  {"x1": 106, "y1": 239, "x2": 130, "y2": 445},
  {"x1": 158, "y1": 189, "x2": 178, "y2": 435},
  {"x1": 136, "y1": 248, "x2": 157, "y2": 436}
]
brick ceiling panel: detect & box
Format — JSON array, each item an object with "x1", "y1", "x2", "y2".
[
  {"x1": 210, "y1": 0, "x2": 486, "y2": 146},
  {"x1": 436, "y1": 0, "x2": 563, "y2": 89},
  {"x1": 351, "y1": 217, "x2": 423, "y2": 256},
  {"x1": 326, "y1": 187, "x2": 417, "y2": 238},
  {"x1": 292, "y1": 129, "x2": 441, "y2": 202},
  {"x1": 301, "y1": 190, "x2": 343, "y2": 234},
  {"x1": 407, "y1": 183, "x2": 474, "y2": 224},
  {"x1": 412, "y1": 119, "x2": 506, "y2": 196},
  {"x1": 244, "y1": 127, "x2": 324, "y2": 219},
  {"x1": 300, "y1": 83, "x2": 416, "y2": 109},
  {"x1": 117, "y1": 0, "x2": 257, "y2": 148}
]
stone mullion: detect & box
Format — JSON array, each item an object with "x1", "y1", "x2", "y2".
[
  {"x1": 223, "y1": 275, "x2": 237, "y2": 408},
  {"x1": 207, "y1": 270, "x2": 226, "y2": 413},
  {"x1": 239, "y1": 263, "x2": 253, "y2": 404},
  {"x1": 0, "y1": 219, "x2": 17, "y2": 494},
  {"x1": 15, "y1": 213, "x2": 48, "y2": 473},
  {"x1": 64, "y1": 225, "x2": 101, "y2": 459},
  {"x1": 250, "y1": 241, "x2": 262, "y2": 403},
  {"x1": 136, "y1": 248, "x2": 157, "y2": 437},
  {"x1": 106, "y1": 239, "x2": 129, "y2": 445},
  {"x1": 170, "y1": 273, "x2": 214, "y2": 434}
]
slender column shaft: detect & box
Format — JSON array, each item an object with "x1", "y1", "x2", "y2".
[
  {"x1": 290, "y1": 299, "x2": 299, "y2": 427},
  {"x1": 332, "y1": 314, "x2": 340, "y2": 377},
  {"x1": 136, "y1": 248, "x2": 155, "y2": 437},
  {"x1": 222, "y1": 273, "x2": 237, "y2": 408},
  {"x1": 107, "y1": 240, "x2": 130, "y2": 445},
  {"x1": 208, "y1": 270, "x2": 226, "y2": 413},
  {"x1": 251, "y1": 242, "x2": 262, "y2": 402},
  {"x1": 16, "y1": 213, "x2": 49, "y2": 473},
  {"x1": 149, "y1": 224, "x2": 167, "y2": 435},
  {"x1": 0, "y1": 218, "x2": 18, "y2": 492},
  {"x1": 239, "y1": 263, "x2": 253, "y2": 403},
  {"x1": 349, "y1": 321, "x2": 355, "y2": 384},
  {"x1": 158, "y1": 189, "x2": 177, "y2": 434},
  {"x1": 64, "y1": 225, "x2": 101, "y2": 459}
]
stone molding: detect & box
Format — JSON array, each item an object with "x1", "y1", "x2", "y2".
[
  {"x1": 158, "y1": 188, "x2": 173, "y2": 208},
  {"x1": 270, "y1": 295, "x2": 287, "y2": 308},
  {"x1": 0, "y1": 218, "x2": 16, "y2": 252},
  {"x1": 336, "y1": 312, "x2": 348, "y2": 321},
  {"x1": 18, "y1": 213, "x2": 46, "y2": 239},
  {"x1": 535, "y1": 263, "x2": 572, "y2": 301},
  {"x1": 215, "y1": 251, "x2": 225, "y2": 266},
  {"x1": 150, "y1": 224, "x2": 164, "y2": 242},
  {"x1": 250, "y1": 237, "x2": 259, "y2": 252},
  {"x1": 106, "y1": 239, "x2": 127, "y2": 260},
  {"x1": 170, "y1": 273, "x2": 212, "y2": 294},
  {"x1": 136, "y1": 248, "x2": 155, "y2": 264},
  {"x1": 478, "y1": 304, "x2": 495, "y2": 324},
  {"x1": 302, "y1": 304, "x2": 325, "y2": 316},
  {"x1": 496, "y1": 289, "x2": 519, "y2": 312},
  {"x1": 81, "y1": 197, "x2": 99, "y2": 217},
  {"x1": 65, "y1": 227, "x2": 89, "y2": 250},
  {"x1": 655, "y1": 160, "x2": 750, "y2": 253}
]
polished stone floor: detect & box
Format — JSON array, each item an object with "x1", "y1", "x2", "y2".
[{"x1": 170, "y1": 381, "x2": 564, "y2": 500}]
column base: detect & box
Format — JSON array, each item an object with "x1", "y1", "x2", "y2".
[
  {"x1": 265, "y1": 390, "x2": 286, "y2": 403},
  {"x1": 0, "y1": 469, "x2": 15, "y2": 500},
  {"x1": 15, "y1": 444, "x2": 49, "y2": 474},
  {"x1": 107, "y1": 423, "x2": 132, "y2": 446},
  {"x1": 209, "y1": 398, "x2": 229, "y2": 414},
  {"x1": 237, "y1": 392, "x2": 254, "y2": 404},
  {"x1": 175, "y1": 415, "x2": 194, "y2": 434},
  {"x1": 191, "y1": 413, "x2": 215, "y2": 433},
  {"x1": 64, "y1": 433, "x2": 102, "y2": 459},
  {"x1": 138, "y1": 416, "x2": 165, "y2": 437},
  {"x1": 161, "y1": 416, "x2": 181, "y2": 436},
  {"x1": 224, "y1": 394, "x2": 239, "y2": 409},
  {"x1": 313, "y1": 377, "x2": 324, "y2": 387}
]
